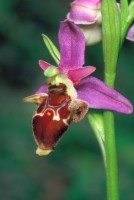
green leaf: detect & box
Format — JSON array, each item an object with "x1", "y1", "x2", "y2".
[
  {"x1": 128, "y1": 1, "x2": 134, "y2": 23},
  {"x1": 87, "y1": 110, "x2": 106, "y2": 165},
  {"x1": 42, "y1": 34, "x2": 60, "y2": 65},
  {"x1": 120, "y1": 0, "x2": 129, "y2": 22}
]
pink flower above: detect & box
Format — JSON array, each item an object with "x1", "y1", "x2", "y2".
[{"x1": 67, "y1": 0, "x2": 102, "y2": 25}]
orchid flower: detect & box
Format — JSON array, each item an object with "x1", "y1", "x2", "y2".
[
  {"x1": 23, "y1": 21, "x2": 133, "y2": 156},
  {"x1": 67, "y1": 0, "x2": 134, "y2": 44}
]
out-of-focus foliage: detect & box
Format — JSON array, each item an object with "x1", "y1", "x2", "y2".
[{"x1": 0, "y1": 1, "x2": 134, "y2": 200}]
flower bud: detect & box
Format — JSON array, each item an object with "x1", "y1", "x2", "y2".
[
  {"x1": 126, "y1": 23, "x2": 134, "y2": 41},
  {"x1": 67, "y1": 0, "x2": 102, "y2": 45},
  {"x1": 67, "y1": 0, "x2": 102, "y2": 25},
  {"x1": 79, "y1": 23, "x2": 102, "y2": 45}
]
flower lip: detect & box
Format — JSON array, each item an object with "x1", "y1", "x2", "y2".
[
  {"x1": 31, "y1": 81, "x2": 89, "y2": 155},
  {"x1": 36, "y1": 148, "x2": 52, "y2": 156}
]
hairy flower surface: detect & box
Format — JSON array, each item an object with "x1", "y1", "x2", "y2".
[{"x1": 24, "y1": 21, "x2": 133, "y2": 156}]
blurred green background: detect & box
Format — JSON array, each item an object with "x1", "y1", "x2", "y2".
[{"x1": 0, "y1": 0, "x2": 134, "y2": 200}]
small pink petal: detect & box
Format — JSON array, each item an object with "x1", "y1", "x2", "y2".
[
  {"x1": 68, "y1": 66, "x2": 96, "y2": 84},
  {"x1": 126, "y1": 23, "x2": 134, "y2": 41},
  {"x1": 38, "y1": 60, "x2": 51, "y2": 71}
]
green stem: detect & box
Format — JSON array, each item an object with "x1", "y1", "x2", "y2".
[
  {"x1": 104, "y1": 75, "x2": 119, "y2": 200},
  {"x1": 104, "y1": 111, "x2": 119, "y2": 200},
  {"x1": 104, "y1": 72, "x2": 119, "y2": 200},
  {"x1": 102, "y1": 0, "x2": 120, "y2": 199}
]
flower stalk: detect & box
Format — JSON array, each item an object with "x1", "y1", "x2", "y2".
[
  {"x1": 102, "y1": 0, "x2": 121, "y2": 200},
  {"x1": 120, "y1": 0, "x2": 134, "y2": 46}
]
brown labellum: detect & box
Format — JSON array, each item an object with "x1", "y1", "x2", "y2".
[
  {"x1": 32, "y1": 84, "x2": 72, "y2": 156},
  {"x1": 24, "y1": 83, "x2": 89, "y2": 156}
]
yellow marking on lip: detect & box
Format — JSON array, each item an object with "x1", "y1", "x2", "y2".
[
  {"x1": 63, "y1": 116, "x2": 70, "y2": 126},
  {"x1": 47, "y1": 111, "x2": 51, "y2": 116},
  {"x1": 36, "y1": 148, "x2": 52, "y2": 156}
]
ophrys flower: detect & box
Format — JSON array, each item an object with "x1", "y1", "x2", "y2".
[{"x1": 23, "y1": 21, "x2": 133, "y2": 156}]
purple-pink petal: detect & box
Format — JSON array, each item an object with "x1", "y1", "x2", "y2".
[
  {"x1": 67, "y1": 5, "x2": 99, "y2": 25},
  {"x1": 68, "y1": 66, "x2": 96, "y2": 84},
  {"x1": 67, "y1": 0, "x2": 101, "y2": 25},
  {"x1": 39, "y1": 60, "x2": 51, "y2": 71},
  {"x1": 71, "y1": 0, "x2": 101, "y2": 8},
  {"x1": 35, "y1": 84, "x2": 47, "y2": 94},
  {"x1": 58, "y1": 20, "x2": 85, "y2": 70},
  {"x1": 126, "y1": 23, "x2": 134, "y2": 41},
  {"x1": 75, "y1": 76, "x2": 133, "y2": 114}
]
